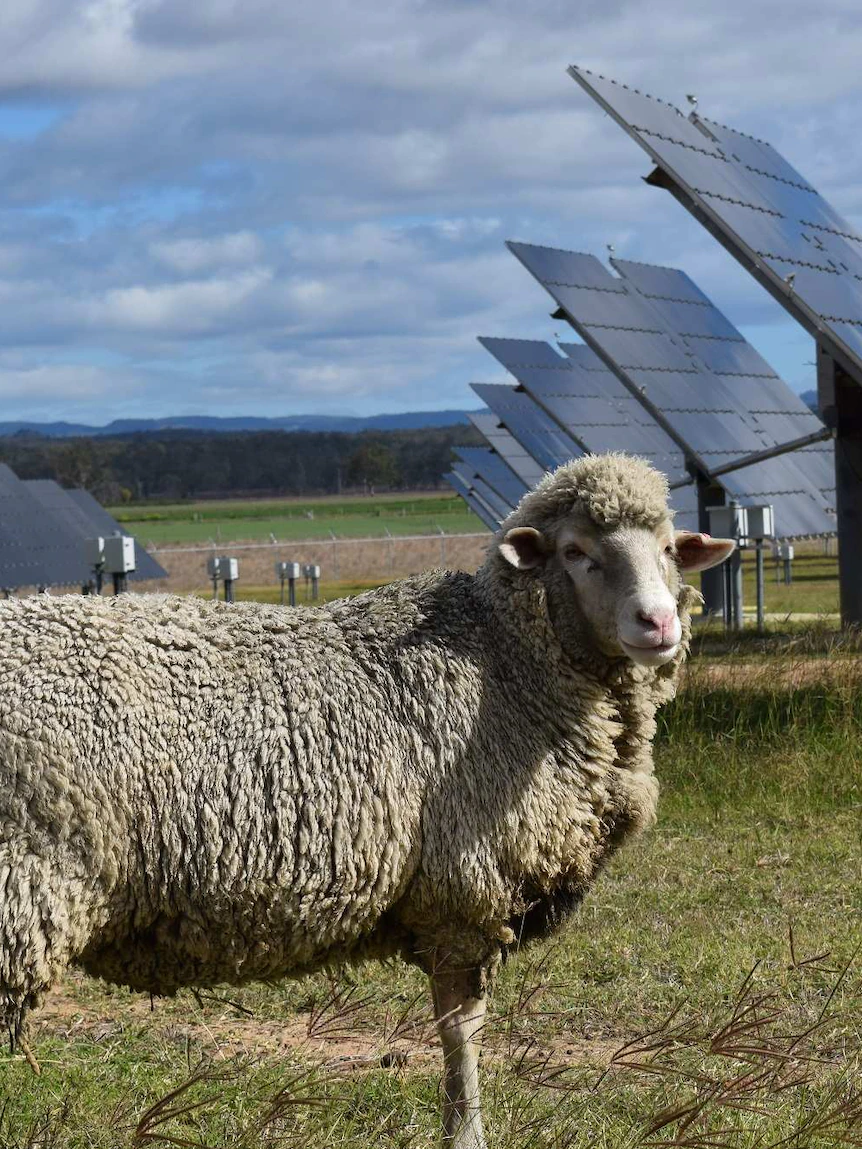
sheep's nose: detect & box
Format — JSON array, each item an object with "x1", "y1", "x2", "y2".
[{"x1": 636, "y1": 608, "x2": 676, "y2": 640}]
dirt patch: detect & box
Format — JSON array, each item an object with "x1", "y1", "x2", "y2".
[{"x1": 31, "y1": 982, "x2": 618, "y2": 1075}]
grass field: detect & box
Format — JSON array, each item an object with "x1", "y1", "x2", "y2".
[
  {"x1": 111, "y1": 493, "x2": 486, "y2": 546},
  {"x1": 1, "y1": 630, "x2": 860, "y2": 1147}
]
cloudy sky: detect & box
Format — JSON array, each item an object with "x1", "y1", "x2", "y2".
[{"x1": 1, "y1": 0, "x2": 861, "y2": 423}]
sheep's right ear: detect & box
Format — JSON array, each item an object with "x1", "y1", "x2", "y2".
[{"x1": 499, "y1": 527, "x2": 547, "y2": 570}]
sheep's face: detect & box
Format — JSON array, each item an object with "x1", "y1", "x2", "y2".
[{"x1": 499, "y1": 518, "x2": 735, "y2": 667}]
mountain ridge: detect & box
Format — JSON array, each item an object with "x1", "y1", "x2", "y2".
[{"x1": 0, "y1": 410, "x2": 482, "y2": 438}]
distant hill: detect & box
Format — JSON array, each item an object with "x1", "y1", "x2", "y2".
[
  {"x1": 0, "y1": 411, "x2": 482, "y2": 438},
  {"x1": 800, "y1": 389, "x2": 818, "y2": 414}
]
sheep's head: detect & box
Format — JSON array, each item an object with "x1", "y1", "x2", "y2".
[{"x1": 494, "y1": 454, "x2": 735, "y2": 668}]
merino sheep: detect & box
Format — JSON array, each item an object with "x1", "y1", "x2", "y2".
[{"x1": 0, "y1": 454, "x2": 733, "y2": 1148}]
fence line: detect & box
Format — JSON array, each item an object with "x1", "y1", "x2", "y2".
[{"x1": 146, "y1": 531, "x2": 491, "y2": 556}]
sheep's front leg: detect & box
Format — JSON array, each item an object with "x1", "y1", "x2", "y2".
[{"x1": 430, "y1": 964, "x2": 488, "y2": 1149}]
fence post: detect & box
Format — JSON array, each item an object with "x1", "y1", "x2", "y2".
[{"x1": 329, "y1": 531, "x2": 340, "y2": 581}]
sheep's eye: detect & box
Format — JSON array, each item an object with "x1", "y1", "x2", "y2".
[{"x1": 563, "y1": 545, "x2": 584, "y2": 561}]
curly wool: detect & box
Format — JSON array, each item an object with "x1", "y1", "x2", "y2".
[
  {"x1": 0, "y1": 455, "x2": 694, "y2": 1050},
  {"x1": 503, "y1": 452, "x2": 673, "y2": 534}
]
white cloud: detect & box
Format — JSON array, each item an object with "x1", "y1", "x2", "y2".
[{"x1": 0, "y1": 0, "x2": 860, "y2": 420}]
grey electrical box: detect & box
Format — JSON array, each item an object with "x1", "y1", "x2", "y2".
[
  {"x1": 303, "y1": 564, "x2": 321, "y2": 579},
  {"x1": 780, "y1": 543, "x2": 795, "y2": 561},
  {"x1": 277, "y1": 561, "x2": 302, "y2": 580},
  {"x1": 103, "y1": 535, "x2": 136, "y2": 574},
  {"x1": 85, "y1": 537, "x2": 106, "y2": 567},
  {"x1": 707, "y1": 505, "x2": 749, "y2": 539},
  {"x1": 220, "y1": 557, "x2": 239, "y2": 582},
  {"x1": 746, "y1": 505, "x2": 775, "y2": 540},
  {"x1": 207, "y1": 556, "x2": 222, "y2": 579}
]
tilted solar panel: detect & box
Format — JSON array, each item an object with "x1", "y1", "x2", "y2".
[
  {"x1": 471, "y1": 383, "x2": 584, "y2": 471},
  {"x1": 0, "y1": 464, "x2": 90, "y2": 590},
  {"x1": 451, "y1": 460, "x2": 513, "y2": 522},
  {"x1": 468, "y1": 412, "x2": 545, "y2": 487},
  {"x1": 507, "y1": 243, "x2": 835, "y2": 538},
  {"x1": 444, "y1": 471, "x2": 500, "y2": 531},
  {"x1": 25, "y1": 481, "x2": 168, "y2": 583},
  {"x1": 479, "y1": 337, "x2": 700, "y2": 531},
  {"x1": 568, "y1": 66, "x2": 862, "y2": 381},
  {"x1": 453, "y1": 447, "x2": 528, "y2": 509}
]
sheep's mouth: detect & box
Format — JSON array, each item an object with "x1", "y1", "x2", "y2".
[{"x1": 619, "y1": 638, "x2": 680, "y2": 666}]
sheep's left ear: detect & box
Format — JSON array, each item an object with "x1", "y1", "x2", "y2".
[
  {"x1": 674, "y1": 531, "x2": 736, "y2": 572},
  {"x1": 499, "y1": 527, "x2": 547, "y2": 570}
]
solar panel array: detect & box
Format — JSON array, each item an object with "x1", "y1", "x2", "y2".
[
  {"x1": 444, "y1": 468, "x2": 500, "y2": 531},
  {"x1": 0, "y1": 464, "x2": 87, "y2": 590},
  {"x1": 506, "y1": 243, "x2": 835, "y2": 539},
  {"x1": 468, "y1": 412, "x2": 545, "y2": 487},
  {"x1": 24, "y1": 480, "x2": 168, "y2": 583},
  {"x1": 568, "y1": 66, "x2": 862, "y2": 382},
  {"x1": 0, "y1": 465, "x2": 166, "y2": 590},
  {"x1": 476, "y1": 336, "x2": 700, "y2": 531}
]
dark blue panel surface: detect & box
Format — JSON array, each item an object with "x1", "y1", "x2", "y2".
[
  {"x1": 0, "y1": 465, "x2": 98, "y2": 589},
  {"x1": 468, "y1": 414, "x2": 545, "y2": 487},
  {"x1": 471, "y1": 381, "x2": 584, "y2": 470},
  {"x1": 445, "y1": 471, "x2": 500, "y2": 530},
  {"x1": 569, "y1": 65, "x2": 862, "y2": 382},
  {"x1": 27, "y1": 482, "x2": 167, "y2": 583},
  {"x1": 454, "y1": 447, "x2": 529, "y2": 507}
]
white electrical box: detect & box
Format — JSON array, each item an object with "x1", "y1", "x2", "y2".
[
  {"x1": 220, "y1": 557, "x2": 239, "y2": 582},
  {"x1": 745, "y1": 504, "x2": 775, "y2": 540},
  {"x1": 84, "y1": 536, "x2": 105, "y2": 567},
  {"x1": 103, "y1": 535, "x2": 136, "y2": 574},
  {"x1": 303, "y1": 564, "x2": 321, "y2": 579},
  {"x1": 779, "y1": 543, "x2": 795, "y2": 561},
  {"x1": 276, "y1": 561, "x2": 302, "y2": 580},
  {"x1": 207, "y1": 556, "x2": 222, "y2": 579},
  {"x1": 707, "y1": 505, "x2": 748, "y2": 539}
]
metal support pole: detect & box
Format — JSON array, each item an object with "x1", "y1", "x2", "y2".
[
  {"x1": 698, "y1": 477, "x2": 725, "y2": 615},
  {"x1": 732, "y1": 549, "x2": 744, "y2": 630},
  {"x1": 223, "y1": 578, "x2": 234, "y2": 604},
  {"x1": 311, "y1": 574, "x2": 319, "y2": 601},
  {"x1": 280, "y1": 576, "x2": 286, "y2": 606},
  {"x1": 818, "y1": 348, "x2": 862, "y2": 627},
  {"x1": 288, "y1": 577, "x2": 296, "y2": 607},
  {"x1": 755, "y1": 541, "x2": 765, "y2": 634},
  {"x1": 112, "y1": 572, "x2": 127, "y2": 595}
]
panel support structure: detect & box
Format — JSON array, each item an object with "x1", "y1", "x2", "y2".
[
  {"x1": 818, "y1": 348, "x2": 862, "y2": 626},
  {"x1": 697, "y1": 475, "x2": 725, "y2": 616}
]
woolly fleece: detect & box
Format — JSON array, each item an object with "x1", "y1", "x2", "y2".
[{"x1": 0, "y1": 453, "x2": 695, "y2": 1049}]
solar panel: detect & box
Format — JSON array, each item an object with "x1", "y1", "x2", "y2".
[
  {"x1": 471, "y1": 383, "x2": 584, "y2": 470},
  {"x1": 24, "y1": 481, "x2": 168, "y2": 583},
  {"x1": 0, "y1": 464, "x2": 89, "y2": 590},
  {"x1": 568, "y1": 66, "x2": 862, "y2": 384},
  {"x1": 453, "y1": 447, "x2": 528, "y2": 508},
  {"x1": 469, "y1": 412, "x2": 545, "y2": 487},
  {"x1": 507, "y1": 243, "x2": 835, "y2": 537},
  {"x1": 444, "y1": 470, "x2": 500, "y2": 531},
  {"x1": 479, "y1": 337, "x2": 700, "y2": 531},
  {"x1": 450, "y1": 460, "x2": 513, "y2": 522}
]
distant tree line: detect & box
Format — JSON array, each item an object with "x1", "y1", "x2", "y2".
[{"x1": 0, "y1": 425, "x2": 484, "y2": 503}]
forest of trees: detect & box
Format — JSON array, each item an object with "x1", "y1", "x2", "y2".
[{"x1": 0, "y1": 424, "x2": 484, "y2": 503}]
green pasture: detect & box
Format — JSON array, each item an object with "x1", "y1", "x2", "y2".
[
  {"x1": 111, "y1": 492, "x2": 487, "y2": 545},
  {"x1": 1, "y1": 629, "x2": 860, "y2": 1147}
]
